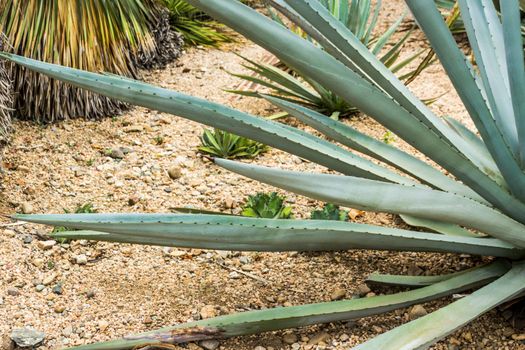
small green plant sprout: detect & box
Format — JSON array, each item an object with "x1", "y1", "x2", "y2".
[
  {"x1": 198, "y1": 128, "x2": 268, "y2": 159},
  {"x1": 52, "y1": 203, "x2": 97, "y2": 235},
  {"x1": 154, "y1": 135, "x2": 165, "y2": 145},
  {"x1": 241, "y1": 192, "x2": 293, "y2": 219},
  {"x1": 310, "y1": 203, "x2": 348, "y2": 221},
  {"x1": 382, "y1": 131, "x2": 396, "y2": 144}
]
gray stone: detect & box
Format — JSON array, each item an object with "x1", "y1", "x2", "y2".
[
  {"x1": 52, "y1": 283, "x2": 63, "y2": 295},
  {"x1": 75, "y1": 254, "x2": 88, "y2": 265},
  {"x1": 109, "y1": 148, "x2": 125, "y2": 159},
  {"x1": 7, "y1": 287, "x2": 19, "y2": 296},
  {"x1": 199, "y1": 339, "x2": 220, "y2": 350},
  {"x1": 35, "y1": 285, "x2": 45, "y2": 292},
  {"x1": 10, "y1": 327, "x2": 45, "y2": 348},
  {"x1": 168, "y1": 166, "x2": 182, "y2": 180},
  {"x1": 408, "y1": 304, "x2": 428, "y2": 320}
]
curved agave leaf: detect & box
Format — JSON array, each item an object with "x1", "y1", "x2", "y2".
[
  {"x1": 399, "y1": 215, "x2": 483, "y2": 238},
  {"x1": 0, "y1": 53, "x2": 414, "y2": 186},
  {"x1": 214, "y1": 159, "x2": 525, "y2": 248},
  {"x1": 443, "y1": 116, "x2": 494, "y2": 164},
  {"x1": 366, "y1": 264, "x2": 486, "y2": 287},
  {"x1": 263, "y1": 95, "x2": 486, "y2": 202},
  {"x1": 62, "y1": 260, "x2": 509, "y2": 350},
  {"x1": 458, "y1": 0, "x2": 518, "y2": 152},
  {"x1": 13, "y1": 214, "x2": 523, "y2": 258},
  {"x1": 354, "y1": 261, "x2": 525, "y2": 350},
  {"x1": 281, "y1": 0, "x2": 502, "y2": 181},
  {"x1": 501, "y1": 0, "x2": 525, "y2": 166}
]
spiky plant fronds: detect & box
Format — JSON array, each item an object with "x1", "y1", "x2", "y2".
[
  {"x1": 163, "y1": 0, "x2": 234, "y2": 47},
  {"x1": 0, "y1": 0, "x2": 182, "y2": 123},
  {"x1": 5, "y1": 0, "x2": 525, "y2": 349}
]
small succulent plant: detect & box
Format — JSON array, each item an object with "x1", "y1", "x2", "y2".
[
  {"x1": 241, "y1": 192, "x2": 293, "y2": 219},
  {"x1": 198, "y1": 128, "x2": 268, "y2": 159},
  {"x1": 52, "y1": 203, "x2": 97, "y2": 234},
  {"x1": 310, "y1": 203, "x2": 348, "y2": 221}
]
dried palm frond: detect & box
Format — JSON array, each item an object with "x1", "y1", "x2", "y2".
[{"x1": 0, "y1": 0, "x2": 182, "y2": 123}]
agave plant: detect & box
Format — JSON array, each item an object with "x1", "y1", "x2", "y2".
[
  {"x1": 228, "y1": 0, "x2": 430, "y2": 119},
  {"x1": 241, "y1": 192, "x2": 293, "y2": 219},
  {"x1": 4, "y1": 0, "x2": 525, "y2": 348},
  {"x1": 310, "y1": 203, "x2": 348, "y2": 221},
  {"x1": 198, "y1": 128, "x2": 268, "y2": 159},
  {"x1": 0, "y1": 0, "x2": 182, "y2": 123}
]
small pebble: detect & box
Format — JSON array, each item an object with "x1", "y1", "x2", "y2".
[
  {"x1": 283, "y1": 333, "x2": 298, "y2": 344},
  {"x1": 21, "y1": 202, "x2": 34, "y2": 214},
  {"x1": 109, "y1": 148, "x2": 125, "y2": 159},
  {"x1": 200, "y1": 339, "x2": 220, "y2": 350},
  {"x1": 35, "y1": 285, "x2": 45, "y2": 292},
  {"x1": 408, "y1": 304, "x2": 428, "y2": 320},
  {"x1": 308, "y1": 332, "x2": 330, "y2": 345},
  {"x1": 75, "y1": 254, "x2": 88, "y2": 265},
  {"x1": 54, "y1": 304, "x2": 66, "y2": 313},
  {"x1": 330, "y1": 288, "x2": 346, "y2": 301},
  {"x1": 355, "y1": 283, "x2": 371, "y2": 296},
  {"x1": 168, "y1": 166, "x2": 182, "y2": 179},
  {"x1": 128, "y1": 196, "x2": 140, "y2": 206},
  {"x1": 52, "y1": 283, "x2": 63, "y2": 295},
  {"x1": 37, "y1": 240, "x2": 56, "y2": 250},
  {"x1": 7, "y1": 287, "x2": 19, "y2": 296}
]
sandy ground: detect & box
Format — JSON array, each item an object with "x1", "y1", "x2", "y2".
[{"x1": 0, "y1": 1, "x2": 524, "y2": 350}]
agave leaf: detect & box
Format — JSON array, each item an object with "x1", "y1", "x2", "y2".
[
  {"x1": 354, "y1": 261, "x2": 525, "y2": 350},
  {"x1": 458, "y1": 0, "x2": 518, "y2": 153},
  {"x1": 443, "y1": 116, "x2": 494, "y2": 163},
  {"x1": 10, "y1": 214, "x2": 522, "y2": 258},
  {"x1": 399, "y1": 215, "x2": 483, "y2": 238},
  {"x1": 214, "y1": 158, "x2": 525, "y2": 248},
  {"x1": 405, "y1": 0, "x2": 525, "y2": 204},
  {"x1": 263, "y1": 95, "x2": 486, "y2": 202},
  {"x1": 0, "y1": 52, "x2": 415, "y2": 185},
  {"x1": 60, "y1": 260, "x2": 509, "y2": 350},
  {"x1": 371, "y1": 10, "x2": 406, "y2": 55},
  {"x1": 281, "y1": 0, "x2": 502, "y2": 185},
  {"x1": 269, "y1": 0, "x2": 367, "y2": 77},
  {"x1": 169, "y1": 207, "x2": 232, "y2": 215},
  {"x1": 501, "y1": 0, "x2": 525, "y2": 166},
  {"x1": 366, "y1": 264, "x2": 491, "y2": 287}
]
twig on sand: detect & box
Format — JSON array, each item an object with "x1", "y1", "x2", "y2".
[{"x1": 215, "y1": 261, "x2": 269, "y2": 285}]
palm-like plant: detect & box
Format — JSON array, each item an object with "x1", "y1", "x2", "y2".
[
  {"x1": 0, "y1": 0, "x2": 182, "y2": 123},
  {"x1": 4, "y1": 0, "x2": 525, "y2": 349}
]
